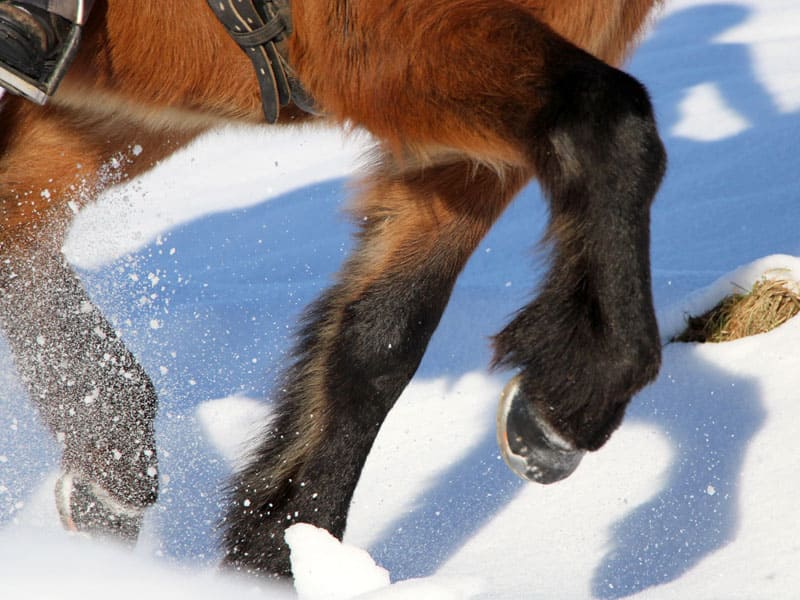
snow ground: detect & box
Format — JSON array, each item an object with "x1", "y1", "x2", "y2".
[{"x1": 2, "y1": 0, "x2": 800, "y2": 598}]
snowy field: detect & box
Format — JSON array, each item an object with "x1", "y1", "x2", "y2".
[{"x1": 2, "y1": 0, "x2": 800, "y2": 598}]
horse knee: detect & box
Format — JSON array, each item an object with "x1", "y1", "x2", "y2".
[{"x1": 531, "y1": 59, "x2": 667, "y2": 208}]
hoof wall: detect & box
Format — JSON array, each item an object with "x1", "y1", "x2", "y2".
[
  {"x1": 55, "y1": 472, "x2": 144, "y2": 543},
  {"x1": 496, "y1": 376, "x2": 585, "y2": 484}
]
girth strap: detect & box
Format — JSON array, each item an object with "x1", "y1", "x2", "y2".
[{"x1": 206, "y1": 0, "x2": 317, "y2": 123}]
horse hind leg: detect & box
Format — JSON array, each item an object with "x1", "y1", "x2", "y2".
[{"x1": 222, "y1": 157, "x2": 529, "y2": 577}]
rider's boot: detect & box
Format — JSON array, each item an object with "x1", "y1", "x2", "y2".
[{"x1": 0, "y1": 1, "x2": 91, "y2": 104}]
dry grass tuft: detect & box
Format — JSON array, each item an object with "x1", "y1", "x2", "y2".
[{"x1": 674, "y1": 278, "x2": 800, "y2": 343}]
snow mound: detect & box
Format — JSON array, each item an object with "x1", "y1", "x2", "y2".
[
  {"x1": 658, "y1": 254, "x2": 800, "y2": 340},
  {"x1": 0, "y1": 529, "x2": 288, "y2": 599},
  {"x1": 196, "y1": 395, "x2": 271, "y2": 469},
  {"x1": 288, "y1": 523, "x2": 390, "y2": 599},
  {"x1": 287, "y1": 523, "x2": 482, "y2": 600}
]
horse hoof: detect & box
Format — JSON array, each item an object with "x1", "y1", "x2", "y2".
[
  {"x1": 496, "y1": 376, "x2": 585, "y2": 484},
  {"x1": 55, "y1": 472, "x2": 144, "y2": 544}
]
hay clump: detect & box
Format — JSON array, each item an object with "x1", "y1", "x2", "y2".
[{"x1": 675, "y1": 278, "x2": 800, "y2": 343}]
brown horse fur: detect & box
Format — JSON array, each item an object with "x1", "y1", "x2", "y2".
[{"x1": 0, "y1": 0, "x2": 666, "y2": 578}]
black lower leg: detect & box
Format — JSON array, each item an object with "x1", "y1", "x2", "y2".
[
  {"x1": 223, "y1": 249, "x2": 466, "y2": 577},
  {"x1": 0, "y1": 252, "x2": 158, "y2": 518},
  {"x1": 494, "y1": 56, "x2": 666, "y2": 453},
  {"x1": 222, "y1": 161, "x2": 516, "y2": 577}
]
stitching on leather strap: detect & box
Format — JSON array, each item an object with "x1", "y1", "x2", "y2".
[
  {"x1": 229, "y1": 14, "x2": 286, "y2": 47},
  {"x1": 206, "y1": 0, "x2": 317, "y2": 123}
]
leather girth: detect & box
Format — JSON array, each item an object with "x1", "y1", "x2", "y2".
[{"x1": 206, "y1": 0, "x2": 317, "y2": 123}]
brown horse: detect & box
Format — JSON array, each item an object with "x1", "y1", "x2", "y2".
[{"x1": 0, "y1": 0, "x2": 666, "y2": 578}]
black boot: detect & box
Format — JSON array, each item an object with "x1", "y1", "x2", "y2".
[
  {"x1": 0, "y1": 2, "x2": 76, "y2": 102},
  {"x1": 0, "y1": 3, "x2": 67, "y2": 80}
]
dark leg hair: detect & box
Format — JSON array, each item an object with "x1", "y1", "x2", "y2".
[
  {"x1": 224, "y1": 6, "x2": 665, "y2": 576},
  {"x1": 222, "y1": 158, "x2": 528, "y2": 577},
  {"x1": 0, "y1": 250, "x2": 158, "y2": 537},
  {"x1": 494, "y1": 54, "x2": 666, "y2": 454},
  {"x1": 0, "y1": 96, "x2": 202, "y2": 537}
]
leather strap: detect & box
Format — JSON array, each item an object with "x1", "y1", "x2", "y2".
[{"x1": 206, "y1": 0, "x2": 317, "y2": 123}]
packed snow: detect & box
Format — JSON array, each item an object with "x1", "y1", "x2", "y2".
[{"x1": 2, "y1": 0, "x2": 800, "y2": 597}]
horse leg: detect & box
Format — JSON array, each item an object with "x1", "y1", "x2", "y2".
[
  {"x1": 223, "y1": 157, "x2": 529, "y2": 576},
  {"x1": 297, "y1": 1, "x2": 667, "y2": 480},
  {"x1": 0, "y1": 99, "x2": 196, "y2": 540},
  {"x1": 490, "y1": 56, "x2": 666, "y2": 482},
  {"x1": 0, "y1": 251, "x2": 158, "y2": 540},
  {"x1": 221, "y1": 4, "x2": 666, "y2": 575}
]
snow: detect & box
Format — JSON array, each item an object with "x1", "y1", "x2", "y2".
[
  {"x1": 671, "y1": 82, "x2": 751, "y2": 141},
  {"x1": 2, "y1": 0, "x2": 800, "y2": 597},
  {"x1": 0, "y1": 530, "x2": 284, "y2": 600},
  {"x1": 287, "y1": 523, "x2": 391, "y2": 599}
]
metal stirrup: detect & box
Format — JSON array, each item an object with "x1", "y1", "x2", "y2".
[
  {"x1": 16, "y1": 0, "x2": 93, "y2": 24},
  {"x1": 0, "y1": 0, "x2": 93, "y2": 103}
]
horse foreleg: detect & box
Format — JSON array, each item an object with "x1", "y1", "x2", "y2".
[
  {"x1": 0, "y1": 99, "x2": 195, "y2": 540},
  {"x1": 222, "y1": 158, "x2": 528, "y2": 577},
  {"x1": 0, "y1": 251, "x2": 158, "y2": 539},
  {"x1": 293, "y1": 3, "x2": 666, "y2": 482},
  {"x1": 491, "y1": 54, "x2": 667, "y2": 481}
]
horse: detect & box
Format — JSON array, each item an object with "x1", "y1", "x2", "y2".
[{"x1": 0, "y1": 0, "x2": 666, "y2": 578}]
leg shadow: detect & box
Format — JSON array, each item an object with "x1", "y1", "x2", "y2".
[
  {"x1": 369, "y1": 428, "x2": 523, "y2": 580},
  {"x1": 591, "y1": 343, "x2": 765, "y2": 598}
]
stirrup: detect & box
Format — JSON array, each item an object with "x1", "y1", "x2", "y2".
[{"x1": 0, "y1": 0, "x2": 89, "y2": 104}]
